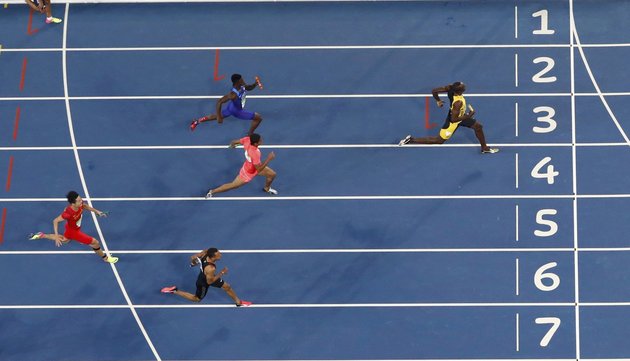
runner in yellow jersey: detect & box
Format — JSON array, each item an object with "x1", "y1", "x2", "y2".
[{"x1": 398, "y1": 82, "x2": 498, "y2": 154}]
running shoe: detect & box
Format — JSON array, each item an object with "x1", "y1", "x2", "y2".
[
  {"x1": 237, "y1": 300, "x2": 252, "y2": 307},
  {"x1": 205, "y1": 189, "x2": 213, "y2": 199},
  {"x1": 28, "y1": 232, "x2": 45, "y2": 240},
  {"x1": 264, "y1": 188, "x2": 278, "y2": 195},
  {"x1": 105, "y1": 256, "x2": 119, "y2": 264},
  {"x1": 161, "y1": 286, "x2": 178, "y2": 294},
  {"x1": 190, "y1": 119, "x2": 199, "y2": 131},
  {"x1": 45, "y1": 17, "x2": 62, "y2": 24},
  {"x1": 398, "y1": 135, "x2": 412, "y2": 146},
  {"x1": 482, "y1": 148, "x2": 499, "y2": 154}
]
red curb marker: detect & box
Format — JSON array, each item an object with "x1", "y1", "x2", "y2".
[
  {"x1": 13, "y1": 106, "x2": 21, "y2": 140},
  {"x1": 27, "y1": 8, "x2": 39, "y2": 35},
  {"x1": 424, "y1": 96, "x2": 437, "y2": 129},
  {"x1": 6, "y1": 156, "x2": 14, "y2": 192},
  {"x1": 0, "y1": 208, "x2": 6, "y2": 244},
  {"x1": 213, "y1": 49, "x2": 225, "y2": 81},
  {"x1": 19, "y1": 57, "x2": 27, "y2": 91}
]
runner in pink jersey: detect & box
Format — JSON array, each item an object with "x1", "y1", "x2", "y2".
[{"x1": 205, "y1": 133, "x2": 277, "y2": 197}]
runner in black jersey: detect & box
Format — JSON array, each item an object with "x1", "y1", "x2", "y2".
[
  {"x1": 161, "y1": 248, "x2": 252, "y2": 306},
  {"x1": 398, "y1": 82, "x2": 498, "y2": 154},
  {"x1": 25, "y1": 0, "x2": 62, "y2": 24}
]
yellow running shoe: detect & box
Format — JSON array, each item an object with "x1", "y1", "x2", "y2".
[
  {"x1": 46, "y1": 17, "x2": 62, "y2": 24},
  {"x1": 105, "y1": 256, "x2": 119, "y2": 264}
]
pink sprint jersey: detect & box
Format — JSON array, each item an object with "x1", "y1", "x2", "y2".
[{"x1": 238, "y1": 136, "x2": 261, "y2": 182}]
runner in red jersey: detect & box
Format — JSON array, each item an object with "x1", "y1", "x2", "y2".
[
  {"x1": 28, "y1": 191, "x2": 118, "y2": 264},
  {"x1": 205, "y1": 133, "x2": 277, "y2": 197}
]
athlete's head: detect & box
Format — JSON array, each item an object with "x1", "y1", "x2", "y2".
[
  {"x1": 66, "y1": 191, "x2": 82, "y2": 207},
  {"x1": 452, "y1": 81, "x2": 466, "y2": 94},
  {"x1": 205, "y1": 247, "x2": 221, "y2": 260},
  {"x1": 231, "y1": 73, "x2": 243, "y2": 86},
  {"x1": 249, "y1": 133, "x2": 261, "y2": 145}
]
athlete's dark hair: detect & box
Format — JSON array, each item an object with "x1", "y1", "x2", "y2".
[
  {"x1": 452, "y1": 81, "x2": 463, "y2": 87},
  {"x1": 205, "y1": 248, "x2": 219, "y2": 259},
  {"x1": 66, "y1": 191, "x2": 80, "y2": 204},
  {"x1": 249, "y1": 133, "x2": 261, "y2": 144},
  {"x1": 231, "y1": 73, "x2": 242, "y2": 84}
]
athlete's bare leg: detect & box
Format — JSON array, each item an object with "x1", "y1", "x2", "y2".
[
  {"x1": 409, "y1": 136, "x2": 446, "y2": 144},
  {"x1": 173, "y1": 290, "x2": 202, "y2": 303},
  {"x1": 248, "y1": 113, "x2": 263, "y2": 135},
  {"x1": 209, "y1": 176, "x2": 247, "y2": 196},
  {"x1": 257, "y1": 167, "x2": 276, "y2": 192}
]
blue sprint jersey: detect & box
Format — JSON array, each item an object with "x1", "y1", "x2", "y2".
[{"x1": 231, "y1": 86, "x2": 247, "y2": 110}]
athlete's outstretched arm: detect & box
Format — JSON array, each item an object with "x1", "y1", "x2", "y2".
[
  {"x1": 244, "y1": 82, "x2": 258, "y2": 91},
  {"x1": 432, "y1": 85, "x2": 451, "y2": 107},
  {"x1": 228, "y1": 139, "x2": 242, "y2": 148},
  {"x1": 82, "y1": 203, "x2": 105, "y2": 217},
  {"x1": 190, "y1": 251, "x2": 205, "y2": 266},
  {"x1": 254, "y1": 152, "x2": 275, "y2": 172},
  {"x1": 205, "y1": 266, "x2": 227, "y2": 285},
  {"x1": 51, "y1": 214, "x2": 67, "y2": 246}
]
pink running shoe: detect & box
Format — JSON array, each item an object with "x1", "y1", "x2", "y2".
[
  {"x1": 237, "y1": 300, "x2": 252, "y2": 307},
  {"x1": 161, "y1": 286, "x2": 178, "y2": 294},
  {"x1": 45, "y1": 17, "x2": 62, "y2": 24}
]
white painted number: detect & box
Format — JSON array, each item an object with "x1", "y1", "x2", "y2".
[
  {"x1": 531, "y1": 157, "x2": 559, "y2": 184},
  {"x1": 535, "y1": 317, "x2": 561, "y2": 347},
  {"x1": 532, "y1": 10, "x2": 555, "y2": 35},
  {"x1": 534, "y1": 262, "x2": 560, "y2": 291},
  {"x1": 535, "y1": 209, "x2": 558, "y2": 237},
  {"x1": 532, "y1": 57, "x2": 557, "y2": 83},
  {"x1": 532, "y1": 106, "x2": 557, "y2": 133}
]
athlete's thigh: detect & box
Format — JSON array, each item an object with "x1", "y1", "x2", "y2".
[{"x1": 256, "y1": 167, "x2": 275, "y2": 177}]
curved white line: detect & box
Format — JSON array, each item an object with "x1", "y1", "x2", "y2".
[
  {"x1": 571, "y1": 9, "x2": 630, "y2": 146},
  {"x1": 61, "y1": 5, "x2": 162, "y2": 360}
]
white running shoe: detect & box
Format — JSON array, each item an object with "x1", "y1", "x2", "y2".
[
  {"x1": 264, "y1": 188, "x2": 278, "y2": 195},
  {"x1": 482, "y1": 148, "x2": 499, "y2": 154},
  {"x1": 205, "y1": 190, "x2": 213, "y2": 199},
  {"x1": 398, "y1": 135, "x2": 412, "y2": 146}
]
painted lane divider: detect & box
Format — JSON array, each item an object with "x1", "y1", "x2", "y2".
[
  {"x1": 0, "y1": 208, "x2": 6, "y2": 244},
  {"x1": 5, "y1": 156, "x2": 14, "y2": 192},
  {"x1": 19, "y1": 57, "x2": 27, "y2": 91},
  {"x1": 425, "y1": 96, "x2": 437, "y2": 129},
  {"x1": 213, "y1": 49, "x2": 225, "y2": 81},
  {"x1": 13, "y1": 106, "x2": 21, "y2": 140},
  {"x1": 27, "y1": 8, "x2": 39, "y2": 35}
]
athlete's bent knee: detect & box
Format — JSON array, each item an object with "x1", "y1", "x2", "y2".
[
  {"x1": 222, "y1": 282, "x2": 232, "y2": 291},
  {"x1": 90, "y1": 239, "x2": 100, "y2": 248}
]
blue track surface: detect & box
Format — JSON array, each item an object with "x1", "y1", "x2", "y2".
[{"x1": 1, "y1": 1, "x2": 630, "y2": 360}]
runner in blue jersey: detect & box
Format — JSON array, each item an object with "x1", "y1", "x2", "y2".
[{"x1": 191, "y1": 74, "x2": 264, "y2": 135}]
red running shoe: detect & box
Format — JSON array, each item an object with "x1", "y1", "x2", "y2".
[{"x1": 237, "y1": 300, "x2": 252, "y2": 307}]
